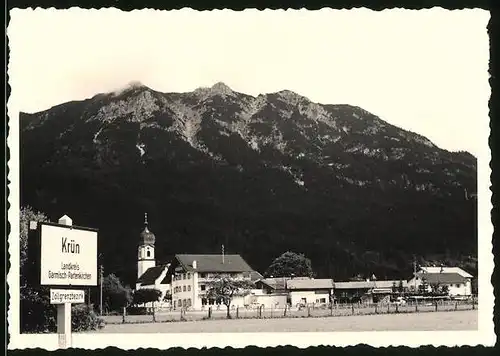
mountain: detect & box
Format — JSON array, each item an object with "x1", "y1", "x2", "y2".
[{"x1": 19, "y1": 82, "x2": 478, "y2": 285}]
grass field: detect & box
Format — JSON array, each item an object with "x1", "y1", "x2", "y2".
[{"x1": 93, "y1": 309, "x2": 478, "y2": 333}]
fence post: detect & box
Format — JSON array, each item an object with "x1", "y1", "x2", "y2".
[
  {"x1": 351, "y1": 304, "x2": 355, "y2": 315},
  {"x1": 387, "y1": 303, "x2": 390, "y2": 313},
  {"x1": 415, "y1": 301, "x2": 418, "y2": 312},
  {"x1": 271, "y1": 306, "x2": 273, "y2": 318},
  {"x1": 308, "y1": 306, "x2": 311, "y2": 317},
  {"x1": 122, "y1": 307, "x2": 126, "y2": 324},
  {"x1": 236, "y1": 307, "x2": 239, "y2": 319},
  {"x1": 435, "y1": 301, "x2": 438, "y2": 312},
  {"x1": 455, "y1": 302, "x2": 458, "y2": 311},
  {"x1": 208, "y1": 306, "x2": 212, "y2": 319},
  {"x1": 284, "y1": 305, "x2": 287, "y2": 317},
  {"x1": 259, "y1": 305, "x2": 263, "y2": 318},
  {"x1": 395, "y1": 304, "x2": 399, "y2": 313},
  {"x1": 375, "y1": 304, "x2": 378, "y2": 314},
  {"x1": 330, "y1": 303, "x2": 333, "y2": 316}
]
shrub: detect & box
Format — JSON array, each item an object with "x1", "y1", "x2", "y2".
[
  {"x1": 71, "y1": 304, "x2": 105, "y2": 332},
  {"x1": 20, "y1": 288, "x2": 56, "y2": 333},
  {"x1": 133, "y1": 288, "x2": 162, "y2": 306},
  {"x1": 126, "y1": 306, "x2": 149, "y2": 315}
]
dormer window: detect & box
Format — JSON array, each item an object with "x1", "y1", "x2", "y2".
[{"x1": 146, "y1": 250, "x2": 151, "y2": 258}]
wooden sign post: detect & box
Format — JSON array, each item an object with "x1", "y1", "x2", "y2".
[{"x1": 29, "y1": 215, "x2": 98, "y2": 349}]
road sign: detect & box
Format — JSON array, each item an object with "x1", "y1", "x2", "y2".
[
  {"x1": 38, "y1": 221, "x2": 98, "y2": 286},
  {"x1": 50, "y1": 289, "x2": 85, "y2": 304}
]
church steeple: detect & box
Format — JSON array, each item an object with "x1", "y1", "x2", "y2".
[{"x1": 137, "y1": 213, "x2": 156, "y2": 279}]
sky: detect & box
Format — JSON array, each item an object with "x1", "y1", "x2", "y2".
[{"x1": 8, "y1": 8, "x2": 490, "y2": 156}]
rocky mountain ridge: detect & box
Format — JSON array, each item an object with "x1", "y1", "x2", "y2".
[{"x1": 19, "y1": 82, "x2": 477, "y2": 284}]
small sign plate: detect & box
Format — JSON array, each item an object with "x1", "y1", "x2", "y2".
[{"x1": 50, "y1": 289, "x2": 85, "y2": 304}]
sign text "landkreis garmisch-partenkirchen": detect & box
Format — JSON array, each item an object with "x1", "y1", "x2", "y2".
[{"x1": 47, "y1": 237, "x2": 92, "y2": 281}]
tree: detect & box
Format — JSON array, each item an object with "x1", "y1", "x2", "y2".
[
  {"x1": 439, "y1": 284, "x2": 450, "y2": 295},
  {"x1": 397, "y1": 280, "x2": 405, "y2": 294},
  {"x1": 163, "y1": 291, "x2": 172, "y2": 302},
  {"x1": 265, "y1": 251, "x2": 314, "y2": 278},
  {"x1": 102, "y1": 274, "x2": 133, "y2": 312},
  {"x1": 20, "y1": 206, "x2": 48, "y2": 283},
  {"x1": 19, "y1": 207, "x2": 54, "y2": 332},
  {"x1": 391, "y1": 281, "x2": 398, "y2": 293},
  {"x1": 206, "y1": 276, "x2": 254, "y2": 319},
  {"x1": 133, "y1": 288, "x2": 162, "y2": 306},
  {"x1": 430, "y1": 282, "x2": 440, "y2": 294},
  {"x1": 349, "y1": 274, "x2": 365, "y2": 282},
  {"x1": 418, "y1": 276, "x2": 429, "y2": 294}
]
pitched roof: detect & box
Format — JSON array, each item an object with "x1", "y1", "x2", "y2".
[
  {"x1": 334, "y1": 281, "x2": 376, "y2": 289},
  {"x1": 374, "y1": 280, "x2": 408, "y2": 289},
  {"x1": 137, "y1": 265, "x2": 167, "y2": 285},
  {"x1": 334, "y1": 280, "x2": 408, "y2": 290},
  {"x1": 287, "y1": 278, "x2": 334, "y2": 290},
  {"x1": 257, "y1": 278, "x2": 287, "y2": 290},
  {"x1": 419, "y1": 267, "x2": 473, "y2": 278},
  {"x1": 416, "y1": 272, "x2": 467, "y2": 284},
  {"x1": 250, "y1": 271, "x2": 264, "y2": 282},
  {"x1": 175, "y1": 254, "x2": 255, "y2": 273}
]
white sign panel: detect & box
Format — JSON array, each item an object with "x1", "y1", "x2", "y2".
[
  {"x1": 40, "y1": 223, "x2": 98, "y2": 286},
  {"x1": 50, "y1": 289, "x2": 85, "y2": 304}
]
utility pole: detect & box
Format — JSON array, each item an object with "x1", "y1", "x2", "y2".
[{"x1": 99, "y1": 264, "x2": 104, "y2": 315}]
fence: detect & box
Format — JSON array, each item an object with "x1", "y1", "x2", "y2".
[{"x1": 102, "y1": 299, "x2": 477, "y2": 325}]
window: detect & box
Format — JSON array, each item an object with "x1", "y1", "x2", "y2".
[
  {"x1": 455, "y1": 284, "x2": 461, "y2": 288},
  {"x1": 200, "y1": 285, "x2": 206, "y2": 291},
  {"x1": 187, "y1": 298, "x2": 192, "y2": 307},
  {"x1": 188, "y1": 285, "x2": 191, "y2": 291},
  {"x1": 187, "y1": 273, "x2": 191, "y2": 279},
  {"x1": 183, "y1": 285, "x2": 186, "y2": 292},
  {"x1": 202, "y1": 298, "x2": 207, "y2": 306},
  {"x1": 200, "y1": 273, "x2": 207, "y2": 278},
  {"x1": 146, "y1": 250, "x2": 151, "y2": 258}
]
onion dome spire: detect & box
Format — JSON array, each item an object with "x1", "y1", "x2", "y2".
[{"x1": 140, "y1": 212, "x2": 156, "y2": 245}]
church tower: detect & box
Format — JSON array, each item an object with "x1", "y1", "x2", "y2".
[{"x1": 137, "y1": 213, "x2": 156, "y2": 279}]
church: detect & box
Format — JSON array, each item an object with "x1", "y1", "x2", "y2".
[{"x1": 135, "y1": 213, "x2": 171, "y2": 306}]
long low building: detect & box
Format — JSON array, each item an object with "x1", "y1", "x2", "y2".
[{"x1": 333, "y1": 280, "x2": 408, "y2": 304}]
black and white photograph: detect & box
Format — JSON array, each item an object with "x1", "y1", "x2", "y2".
[{"x1": 6, "y1": 7, "x2": 494, "y2": 350}]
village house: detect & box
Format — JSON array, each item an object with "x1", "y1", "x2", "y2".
[
  {"x1": 165, "y1": 253, "x2": 261, "y2": 310},
  {"x1": 254, "y1": 277, "x2": 335, "y2": 307},
  {"x1": 286, "y1": 278, "x2": 334, "y2": 307},
  {"x1": 407, "y1": 266, "x2": 473, "y2": 298}
]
